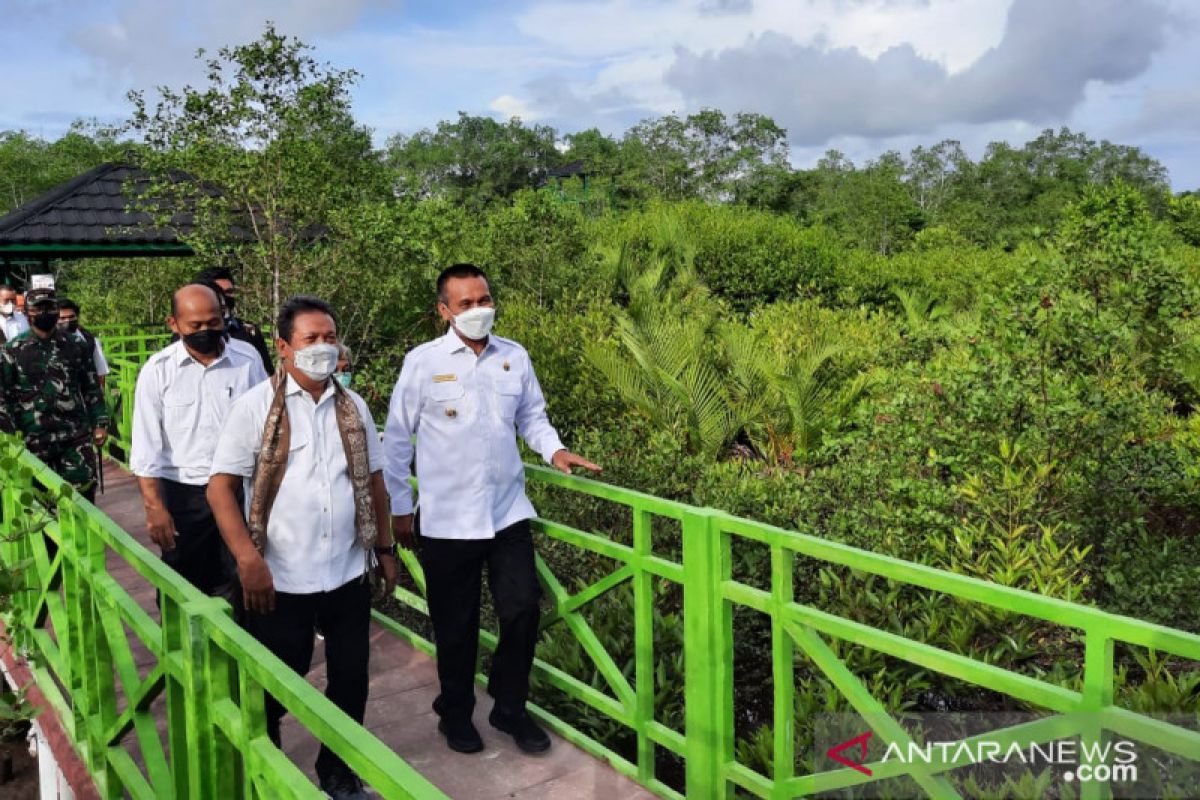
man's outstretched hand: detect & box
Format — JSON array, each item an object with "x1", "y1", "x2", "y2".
[{"x1": 551, "y1": 449, "x2": 602, "y2": 475}]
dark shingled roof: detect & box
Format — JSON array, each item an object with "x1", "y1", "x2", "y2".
[
  {"x1": 547, "y1": 159, "x2": 588, "y2": 179},
  {"x1": 0, "y1": 163, "x2": 194, "y2": 257}
]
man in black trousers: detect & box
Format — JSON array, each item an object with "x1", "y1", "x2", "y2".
[
  {"x1": 383, "y1": 263, "x2": 600, "y2": 754},
  {"x1": 130, "y1": 283, "x2": 267, "y2": 599}
]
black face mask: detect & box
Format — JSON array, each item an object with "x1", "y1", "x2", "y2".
[
  {"x1": 222, "y1": 293, "x2": 236, "y2": 314},
  {"x1": 32, "y1": 311, "x2": 59, "y2": 332},
  {"x1": 58, "y1": 319, "x2": 79, "y2": 333},
  {"x1": 182, "y1": 328, "x2": 225, "y2": 355}
]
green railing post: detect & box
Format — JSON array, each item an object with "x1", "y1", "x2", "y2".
[
  {"x1": 59, "y1": 495, "x2": 91, "y2": 754},
  {"x1": 682, "y1": 508, "x2": 733, "y2": 799},
  {"x1": 75, "y1": 498, "x2": 121, "y2": 799},
  {"x1": 162, "y1": 593, "x2": 191, "y2": 800},
  {"x1": 120, "y1": 364, "x2": 136, "y2": 454},
  {"x1": 1080, "y1": 628, "x2": 1114, "y2": 800},
  {"x1": 204, "y1": 635, "x2": 242, "y2": 800},
  {"x1": 0, "y1": 462, "x2": 29, "y2": 628},
  {"x1": 239, "y1": 670, "x2": 269, "y2": 799},
  {"x1": 632, "y1": 508, "x2": 656, "y2": 783},
  {"x1": 770, "y1": 545, "x2": 796, "y2": 799},
  {"x1": 181, "y1": 598, "x2": 229, "y2": 800}
]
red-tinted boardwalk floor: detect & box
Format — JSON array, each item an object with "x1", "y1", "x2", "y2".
[{"x1": 96, "y1": 462, "x2": 656, "y2": 799}]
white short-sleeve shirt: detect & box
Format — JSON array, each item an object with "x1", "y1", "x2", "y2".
[
  {"x1": 210, "y1": 374, "x2": 384, "y2": 594},
  {"x1": 130, "y1": 340, "x2": 267, "y2": 484}
]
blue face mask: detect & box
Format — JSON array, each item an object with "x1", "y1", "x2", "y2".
[{"x1": 334, "y1": 372, "x2": 352, "y2": 389}]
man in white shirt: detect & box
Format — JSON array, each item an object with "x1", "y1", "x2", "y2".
[
  {"x1": 207, "y1": 295, "x2": 396, "y2": 800},
  {"x1": 0, "y1": 284, "x2": 29, "y2": 343},
  {"x1": 130, "y1": 284, "x2": 267, "y2": 597},
  {"x1": 56, "y1": 298, "x2": 110, "y2": 389},
  {"x1": 384, "y1": 263, "x2": 600, "y2": 755}
]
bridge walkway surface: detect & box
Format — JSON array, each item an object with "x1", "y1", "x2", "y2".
[{"x1": 91, "y1": 460, "x2": 655, "y2": 799}]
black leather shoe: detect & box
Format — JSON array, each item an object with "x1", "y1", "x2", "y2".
[
  {"x1": 438, "y1": 717, "x2": 484, "y2": 753},
  {"x1": 319, "y1": 771, "x2": 370, "y2": 800},
  {"x1": 488, "y1": 708, "x2": 551, "y2": 754}
]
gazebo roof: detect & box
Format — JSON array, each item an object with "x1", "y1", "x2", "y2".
[
  {"x1": 547, "y1": 159, "x2": 588, "y2": 179},
  {"x1": 0, "y1": 163, "x2": 194, "y2": 259}
]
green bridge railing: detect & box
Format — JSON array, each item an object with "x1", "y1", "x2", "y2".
[
  {"x1": 0, "y1": 443, "x2": 447, "y2": 800},
  {"x1": 3, "y1": 328, "x2": 1200, "y2": 799}
]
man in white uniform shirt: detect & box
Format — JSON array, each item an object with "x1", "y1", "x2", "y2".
[
  {"x1": 384, "y1": 263, "x2": 600, "y2": 755},
  {"x1": 131, "y1": 284, "x2": 267, "y2": 597},
  {"x1": 207, "y1": 295, "x2": 396, "y2": 800},
  {"x1": 0, "y1": 284, "x2": 29, "y2": 343}
]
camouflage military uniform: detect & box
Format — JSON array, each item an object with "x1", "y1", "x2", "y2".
[{"x1": 0, "y1": 328, "x2": 109, "y2": 498}]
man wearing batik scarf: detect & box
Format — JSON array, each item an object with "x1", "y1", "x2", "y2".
[{"x1": 207, "y1": 295, "x2": 396, "y2": 800}]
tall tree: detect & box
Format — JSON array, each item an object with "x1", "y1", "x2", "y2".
[
  {"x1": 811, "y1": 151, "x2": 924, "y2": 254},
  {"x1": 619, "y1": 109, "x2": 789, "y2": 202},
  {"x1": 0, "y1": 123, "x2": 128, "y2": 215},
  {"x1": 385, "y1": 112, "x2": 560, "y2": 209},
  {"x1": 127, "y1": 23, "x2": 385, "y2": 313},
  {"x1": 904, "y1": 139, "x2": 970, "y2": 216}
]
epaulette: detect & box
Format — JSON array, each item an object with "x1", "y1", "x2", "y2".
[
  {"x1": 489, "y1": 334, "x2": 525, "y2": 355},
  {"x1": 407, "y1": 338, "x2": 443, "y2": 358}
]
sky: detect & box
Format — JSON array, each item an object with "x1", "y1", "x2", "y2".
[{"x1": 1, "y1": 0, "x2": 1198, "y2": 188}]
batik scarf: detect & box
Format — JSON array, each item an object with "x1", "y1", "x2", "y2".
[{"x1": 246, "y1": 370, "x2": 378, "y2": 563}]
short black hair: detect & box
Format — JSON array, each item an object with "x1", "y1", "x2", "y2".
[
  {"x1": 276, "y1": 295, "x2": 337, "y2": 343},
  {"x1": 57, "y1": 298, "x2": 81, "y2": 314},
  {"x1": 194, "y1": 266, "x2": 234, "y2": 286},
  {"x1": 436, "y1": 263, "x2": 488, "y2": 304},
  {"x1": 170, "y1": 282, "x2": 223, "y2": 316}
]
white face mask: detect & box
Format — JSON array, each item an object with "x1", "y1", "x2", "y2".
[
  {"x1": 292, "y1": 342, "x2": 340, "y2": 381},
  {"x1": 0, "y1": 302, "x2": 13, "y2": 316},
  {"x1": 453, "y1": 306, "x2": 496, "y2": 340}
]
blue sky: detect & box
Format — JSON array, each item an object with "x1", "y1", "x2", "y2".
[{"x1": 2, "y1": 0, "x2": 1198, "y2": 188}]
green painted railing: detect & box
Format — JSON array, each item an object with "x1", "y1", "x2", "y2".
[
  {"x1": 12, "y1": 335, "x2": 1200, "y2": 799},
  {"x1": 101, "y1": 333, "x2": 173, "y2": 363},
  {"x1": 0, "y1": 443, "x2": 448, "y2": 800}
]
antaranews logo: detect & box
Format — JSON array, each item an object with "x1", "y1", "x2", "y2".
[
  {"x1": 827, "y1": 731, "x2": 875, "y2": 776},
  {"x1": 823, "y1": 729, "x2": 1140, "y2": 792}
]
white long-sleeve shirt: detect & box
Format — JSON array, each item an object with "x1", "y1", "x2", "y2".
[
  {"x1": 209, "y1": 375, "x2": 384, "y2": 593},
  {"x1": 383, "y1": 330, "x2": 565, "y2": 540},
  {"x1": 130, "y1": 340, "x2": 267, "y2": 484}
]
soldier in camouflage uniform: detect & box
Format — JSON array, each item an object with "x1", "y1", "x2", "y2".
[{"x1": 0, "y1": 288, "x2": 109, "y2": 501}]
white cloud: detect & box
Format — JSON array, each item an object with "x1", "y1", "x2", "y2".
[
  {"x1": 66, "y1": 0, "x2": 383, "y2": 94},
  {"x1": 500, "y1": 0, "x2": 1013, "y2": 129},
  {"x1": 490, "y1": 93, "x2": 540, "y2": 120},
  {"x1": 2, "y1": 0, "x2": 1198, "y2": 187}
]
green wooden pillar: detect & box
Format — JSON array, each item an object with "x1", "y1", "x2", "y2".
[
  {"x1": 204, "y1": 634, "x2": 242, "y2": 800},
  {"x1": 162, "y1": 593, "x2": 190, "y2": 800},
  {"x1": 180, "y1": 598, "x2": 228, "y2": 800},
  {"x1": 1080, "y1": 628, "x2": 1114, "y2": 800},
  {"x1": 59, "y1": 494, "x2": 90, "y2": 751},
  {"x1": 682, "y1": 507, "x2": 732, "y2": 798}
]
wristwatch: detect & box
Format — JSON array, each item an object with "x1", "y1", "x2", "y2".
[{"x1": 374, "y1": 543, "x2": 399, "y2": 559}]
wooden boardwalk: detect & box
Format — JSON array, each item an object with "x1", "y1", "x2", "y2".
[{"x1": 95, "y1": 462, "x2": 656, "y2": 799}]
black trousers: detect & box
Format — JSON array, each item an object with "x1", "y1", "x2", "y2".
[
  {"x1": 419, "y1": 519, "x2": 541, "y2": 723},
  {"x1": 244, "y1": 577, "x2": 371, "y2": 782},
  {"x1": 159, "y1": 479, "x2": 238, "y2": 597}
]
